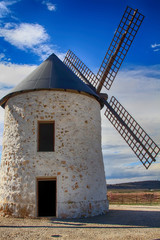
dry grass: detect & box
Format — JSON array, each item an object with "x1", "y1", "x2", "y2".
[{"x1": 107, "y1": 190, "x2": 160, "y2": 205}]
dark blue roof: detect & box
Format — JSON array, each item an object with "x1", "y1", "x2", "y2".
[{"x1": 0, "y1": 53, "x2": 100, "y2": 108}]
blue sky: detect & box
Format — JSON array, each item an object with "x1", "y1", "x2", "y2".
[
  {"x1": 0, "y1": 0, "x2": 160, "y2": 66},
  {"x1": 0, "y1": 0, "x2": 160, "y2": 183}
]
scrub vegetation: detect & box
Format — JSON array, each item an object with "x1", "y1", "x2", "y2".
[{"x1": 107, "y1": 180, "x2": 160, "y2": 205}]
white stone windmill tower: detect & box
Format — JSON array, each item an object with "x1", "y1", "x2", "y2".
[
  {"x1": 0, "y1": 6, "x2": 160, "y2": 218},
  {"x1": 0, "y1": 53, "x2": 107, "y2": 218}
]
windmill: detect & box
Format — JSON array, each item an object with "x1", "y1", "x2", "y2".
[
  {"x1": 63, "y1": 6, "x2": 160, "y2": 169},
  {"x1": 0, "y1": 6, "x2": 159, "y2": 219}
]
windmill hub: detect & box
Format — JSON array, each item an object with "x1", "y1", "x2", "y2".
[{"x1": 99, "y1": 93, "x2": 108, "y2": 101}]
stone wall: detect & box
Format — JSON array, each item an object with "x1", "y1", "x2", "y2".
[{"x1": 0, "y1": 90, "x2": 108, "y2": 218}]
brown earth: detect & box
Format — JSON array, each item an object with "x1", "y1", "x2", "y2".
[
  {"x1": 107, "y1": 191, "x2": 160, "y2": 204},
  {"x1": 0, "y1": 205, "x2": 160, "y2": 240}
]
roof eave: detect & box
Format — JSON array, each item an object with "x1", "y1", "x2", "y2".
[{"x1": 0, "y1": 88, "x2": 103, "y2": 109}]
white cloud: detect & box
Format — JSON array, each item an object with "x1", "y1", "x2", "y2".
[
  {"x1": 42, "y1": 1, "x2": 56, "y2": 11},
  {"x1": 106, "y1": 160, "x2": 160, "y2": 184},
  {"x1": 56, "y1": 52, "x2": 66, "y2": 61},
  {"x1": 151, "y1": 43, "x2": 160, "y2": 52},
  {"x1": 151, "y1": 43, "x2": 160, "y2": 48},
  {"x1": 0, "y1": 62, "x2": 37, "y2": 92},
  {"x1": 0, "y1": 52, "x2": 11, "y2": 62},
  {"x1": 0, "y1": 0, "x2": 19, "y2": 18},
  {"x1": 0, "y1": 22, "x2": 65, "y2": 60},
  {"x1": 0, "y1": 1, "x2": 11, "y2": 18},
  {"x1": 32, "y1": 44, "x2": 53, "y2": 60},
  {"x1": 32, "y1": 43, "x2": 65, "y2": 61},
  {"x1": 0, "y1": 23, "x2": 49, "y2": 50},
  {"x1": 0, "y1": 1, "x2": 9, "y2": 18},
  {"x1": 0, "y1": 53, "x2": 5, "y2": 60},
  {"x1": 101, "y1": 65, "x2": 160, "y2": 183},
  {"x1": 0, "y1": 1, "x2": 64, "y2": 60},
  {"x1": 153, "y1": 49, "x2": 160, "y2": 52}
]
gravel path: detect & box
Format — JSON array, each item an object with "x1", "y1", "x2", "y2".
[{"x1": 0, "y1": 205, "x2": 160, "y2": 240}]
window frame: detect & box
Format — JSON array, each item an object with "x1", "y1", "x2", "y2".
[{"x1": 37, "y1": 121, "x2": 55, "y2": 152}]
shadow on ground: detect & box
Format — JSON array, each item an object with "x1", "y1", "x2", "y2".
[
  {"x1": 0, "y1": 208, "x2": 160, "y2": 229},
  {"x1": 50, "y1": 209, "x2": 160, "y2": 228}
]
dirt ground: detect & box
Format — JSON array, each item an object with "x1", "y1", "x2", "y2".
[{"x1": 0, "y1": 205, "x2": 160, "y2": 240}]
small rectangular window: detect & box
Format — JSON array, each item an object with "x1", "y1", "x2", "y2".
[{"x1": 38, "y1": 122, "x2": 55, "y2": 152}]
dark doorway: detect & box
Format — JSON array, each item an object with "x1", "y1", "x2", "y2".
[{"x1": 38, "y1": 180, "x2": 56, "y2": 217}]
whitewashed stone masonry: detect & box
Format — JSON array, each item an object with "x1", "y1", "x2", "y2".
[{"x1": 0, "y1": 90, "x2": 108, "y2": 218}]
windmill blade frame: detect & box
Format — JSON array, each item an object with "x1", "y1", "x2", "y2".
[
  {"x1": 96, "y1": 6, "x2": 145, "y2": 93},
  {"x1": 63, "y1": 50, "x2": 99, "y2": 89},
  {"x1": 104, "y1": 96, "x2": 160, "y2": 169},
  {"x1": 63, "y1": 6, "x2": 160, "y2": 169}
]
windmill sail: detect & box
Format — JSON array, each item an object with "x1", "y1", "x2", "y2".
[
  {"x1": 63, "y1": 50, "x2": 99, "y2": 88},
  {"x1": 63, "y1": 6, "x2": 160, "y2": 169},
  {"x1": 104, "y1": 96, "x2": 160, "y2": 169},
  {"x1": 96, "y1": 6, "x2": 144, "y2": 93}
]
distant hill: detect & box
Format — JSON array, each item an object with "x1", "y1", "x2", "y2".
[{"x1": 107, "y1": 180, "x2": 160, "y2": 190}]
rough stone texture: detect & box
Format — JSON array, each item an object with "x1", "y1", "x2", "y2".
[{"x1": 0, "y1": 90, "x2": 108, "y2": 218}]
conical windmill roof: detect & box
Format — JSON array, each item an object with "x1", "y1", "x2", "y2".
[{"x1": 0, "y1": 53, "x2": 100, "y2": 108}]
